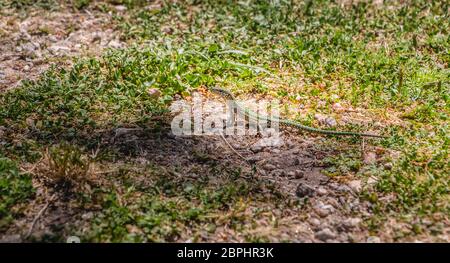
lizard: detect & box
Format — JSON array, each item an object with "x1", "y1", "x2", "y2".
[{"x1": 210, "y1": 87, "x2": 386, "y2": 138}]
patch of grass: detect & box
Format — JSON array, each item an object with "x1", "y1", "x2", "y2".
[
  {"x1": 42, "y1": 142, "x2": 91, "y2": 187},
  {"x1": 3, "y1": 0, "x2": 57, "y2": 9},
  {"x1": 323, "y1": 152, "x2": 363, "y2": 177},
  {"x1": 0, "y1": 157, "x2": 35, "y2": 230},
  {"x1": 0, "y1": 46, "x2": 265, "y2": 143},
  {"x1": 73, "y1": 0, "x2": 91, "y2": 10},
  {"x1": 82, "y1": 165, "x2": 289, "y2": 242},
  {"x1": 374, "y1": 127, "x2": 449, "y2": 215},
  {"x1": 107, "y1": 0, "x2": 147, "y2": 9}
]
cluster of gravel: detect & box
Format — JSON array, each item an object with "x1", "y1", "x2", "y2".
[{"x1": 0, "y1": 7, "x2": 123, "y2": 90}]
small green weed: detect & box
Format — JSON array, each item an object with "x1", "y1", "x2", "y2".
[{"x1": 0, "y1": 157, "x2": 34, "y2": 230}]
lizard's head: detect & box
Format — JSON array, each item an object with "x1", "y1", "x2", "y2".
[{"x1": 210, "y1": 87, "x2": 234, "y2": 99}]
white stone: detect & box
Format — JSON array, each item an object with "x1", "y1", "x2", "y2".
[
  {"x1": 367, "y1": 236, "x2": 381, "y2": 243},
  {"x1": 316, "y1": 187, "x2": 328, "y2": 196},
  {"x1": 314, "y1": 113, "x2": 326, "y2": 122},
  {"x1": 81, "y1": 212, "x2": 94, "y2": 220},
  {"x1": 342, "y1": 218, "x2": 361, "y2": 230},
  {"x1": 348, "y1": 180, "x2": 362, "y2": 193},
  {"x1": 332, "y1": 102, "x2": 344, "y2": 112},
  {"x1": 108, "y1": 40, "x2": 123, "y2": 49},
  {"x1": 309, "y1": 218, "x2": 321, "y2": 227},
  {"x1": 114, "y1": 5, "x2": 127, "y2": 11},
  {"x1": 251, "y1": 136, "x2": 284, "y2": 150},
  {"x1": 315, "y1": 228, "x2": 336, "y2": 241},
  {"x1": 314, "y1": 202, "x2": 334, "y2": 217},
  {"x1": 363, "y1": 152, "x2": 377, "y2": 164},
  {"x1": 325, "y1": 117, "x2": 337, "y2": 127}
]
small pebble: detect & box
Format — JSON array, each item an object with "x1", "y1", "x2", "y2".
[
  {"x1": 325, "y1": 117, "x2": 337, "y2": 127},
  {"x1": 332, "y1": 102, "x2": 344, "y2": 112},
  {"x1": 250, "y1": 145, "x2": 263, "y2": 152},
  {"x1": 314, "y1": 113, "x2": 326, "y2": 123},
  {"x1": 48, "y1": 35, "x2": 58, "y2": 42},
  {"x1": 316, "y1": 187, "x2": 328, "y2": 196},
  {"x1": 148, "y1": 88, "x2": 161, "y2": 99},
  {"x1": 287, "y1": 171, "x2": 296, "y2": 177},
  {"x1": 367, "y1": 177, "x2": 378, "y2": 185},
  {"x1": 348, "y1": 180, "x2": 362, "y2": 193},
  {"x1": 81, "y1": 212, "x2": 94, "y2": 220},
  {"x1": 114, "y1": 5, "x2": 127, "y2": 12},
  {"x1": 263, "y1": 163, "x2": 276, "y2": 171},
  {"x1": 363, "y1": 152, "x2": 377, "y2": 165},
  {"x1": 92, "y1": 33, "x2": 102, "y2": 43},
  {"x1": 314, "y1": 202, "x2": 334, "y2": 218},
  {"x1": 270, "y1": 169, "x2": 286, "y2": 177},
  {"x1": 108, "y1": 40, "x2": 122, "y2": 49},
  {"x1": 247, "y1": 155, "x2": 262, "y2": 163},
  {"x1": 294, "y1": 170, "x2": 304, "y2": 178},
  {"x1": 315, "y1": 228, "x2": 336, "y2": 242},
  {"x1": 327, "y1": 198, "x2": 340, "y2": 208},
  {"x1": 367, "y1": 236, "x2": 381, "y2": 243},
  {"x1": 340, "y1": 218, "x2": 361, "y2": 231},
  {"x1": 296, "y1": 183, "x2": 315, "y2": 198},
  {"x1": 309, "y1": 217, "x2": 321, "y2": 227},
  {"x1": 383, "y1": 162, "x2": 393, "y2": 170}
]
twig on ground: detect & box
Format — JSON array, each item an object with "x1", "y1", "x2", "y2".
[
  {"x1": 24, "y1": 193, "x2": 57, "y2": 240},
  {"x1": 19, "y1": 156, "x2": 44, "y2": 175},
  {"x1": 361, "y1": 137, "x2": 366, "y2": 159},
  {"x1": 219, "y1": 132, "x2": 249, "y2": 163}
]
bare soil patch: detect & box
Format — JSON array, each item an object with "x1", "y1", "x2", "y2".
[{"x1": 0, "y1": 5, "x2": 122, "y2": 91}]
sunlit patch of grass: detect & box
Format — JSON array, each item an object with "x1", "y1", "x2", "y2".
[{"x1": 0, "y1": 46, "x2": 268, "y2": 145}]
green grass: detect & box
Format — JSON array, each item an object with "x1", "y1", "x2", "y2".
[
  {"x1": 0, "y1": 45, "x2": 268, "y2": 145},
  {"x1": 0, "y1": 157, "x2": 35, "y2": 230},
  {"x1": 0, "y1": 0, "x2": 449, "y2": 241},
  {"x1": 1, "y1": 0, "x2": 57, "y2": 9},
  {"x1": 78, "y1": 164, "x2": 288, "y2": 242}
]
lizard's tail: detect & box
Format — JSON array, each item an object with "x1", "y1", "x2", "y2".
[
  {"x1": 211, "y1": 87, "x2": 387, "y2": 139},
  {"x1": 267, "y1": 116, "x2": 386, "y2": 138},
  {"x1": 283, "y1": 121, "x2": 386, "y2": 138}
]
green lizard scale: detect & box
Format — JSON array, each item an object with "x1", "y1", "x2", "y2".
[{"x1": 211, "y1": 87, "x2": 385, "y2": 138}]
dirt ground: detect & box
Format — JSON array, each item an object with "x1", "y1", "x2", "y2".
[{"x1": 0, "y1": 4, "x2": 123, "y2": 91}]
